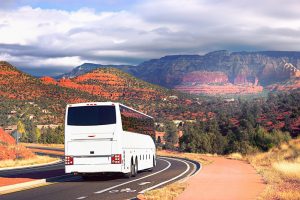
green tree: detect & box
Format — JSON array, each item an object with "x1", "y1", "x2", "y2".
[
  {"x1": 251, "y1": 126, "x2": 274, "y2": 151},
  {"x1": 17, "y1": 120, "x2": 28, "y2": 142},
  {"x1": 164, "y1": 121, "x2": 178, "y2": 149},
  {"x1": 35, "y1": 127, "x2": 41, "y2": 143},
  {"x1": 27, "y1": 130, "x2": 37, "y2": 143},
  {"x1": 17, "y1": 120, "x2": 26, "y2": 134}
]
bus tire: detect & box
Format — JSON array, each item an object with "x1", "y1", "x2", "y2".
[
  {"x1": 133, "y1": 158, "x2": 138, "y2": 176},
  {"x1": 125, "y1": 159, "x2": 134, "y2": 178}
]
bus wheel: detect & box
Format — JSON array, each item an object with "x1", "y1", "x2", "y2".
[
  {"x1": 125, "y1": 160, "x2": 134, "y2": 178},
  {"x1": 153, "y1": 156, "x2": 156, "y2": 167},
  {"x1": 133, "y1": 158, "x2": 138, "y2": 177}
]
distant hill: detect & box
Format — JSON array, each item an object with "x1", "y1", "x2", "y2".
[
  {"x1": 56, "y1": 63, "x2": 135, "y2": 79},
  {"x1": 1, "y1": 61, "x2": 198, "y2": 124},
  {"x1": 0, "y1": 61, "x2": 99, "y2": 102},
  {"x1": 0, "y1": 61, "x2": 101, "y2": 123},
  {"x1": 58, "y1": 50, "x2": 300, "y2": 95},
  {"x1": 135, "y1": 50, "x2": 300, "y2": 94},
  {"x1": 42, "y1": 67, "x2": 192, "y2": 119},
  {"x1": 45, "y1": 67, "x2": 172, "y2": 102}
]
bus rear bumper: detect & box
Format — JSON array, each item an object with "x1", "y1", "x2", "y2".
[{"x1": 65, "y1": 164, "x2": 124, "y2": 174}]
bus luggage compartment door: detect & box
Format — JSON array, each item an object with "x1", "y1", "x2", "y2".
[{"x1": 67, "y1": 140, "x2": 112, "y2": 156}]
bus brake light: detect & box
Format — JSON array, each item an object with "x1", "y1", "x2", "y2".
[
  {"x1": 111, "y1": 154, "x2": 122, "y2": 164},
  {"x1": 65, "y1": 156, "x2": 73, "y2": 165}
]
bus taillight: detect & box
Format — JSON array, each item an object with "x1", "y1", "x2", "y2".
[
  {"x1": 65, "y1": 156, "x2": 74, "y2": 165},
  {"x1": 111, "y1": 154, "x2": 122, "y2": 164}
]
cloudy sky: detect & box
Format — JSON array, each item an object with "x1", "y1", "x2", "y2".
[{"x1": 0, "y1": 0, "x2": 300, "y2": 76}]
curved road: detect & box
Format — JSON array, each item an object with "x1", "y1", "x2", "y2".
[{"x1": 1, "y1": 157, "x2": 198, "y2": 200}]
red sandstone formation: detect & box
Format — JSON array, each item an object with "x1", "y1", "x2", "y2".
[
  {"x1": 175, "y1": 84, "x2": 263, "y2": 95},
  {"x1": 182, "y1": 71, "x2": 228, "y2": 84},
  {"x1": 267, "y1": 78, "x2": 300, "y2": 91},
  {"x1": 177, "y1": 70, "x2": 264, "y2": 95}
]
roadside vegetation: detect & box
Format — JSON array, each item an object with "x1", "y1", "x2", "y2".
[
  {"x1": 0, "y1": 128, "x2": 59, "y2": 168},
  {"x1": 142, "y1": 182, "x2": 187, "y2": 200},
  {"x1": 157, "y1": 149, "x2": 212, "y2": 165},
  {"x1": 0, "y1": 155, "x2": 58, "y2": 168},
  {"x1": 248, "y1": 138, "x2": 300, "y2": 200},
  {"x1": 16, "y1": 120, "x2": 64, "y2": 144}
]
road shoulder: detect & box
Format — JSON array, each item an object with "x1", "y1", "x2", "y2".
[{"x1": 176, "y1": 155, "x2": 266, "y2": 200}]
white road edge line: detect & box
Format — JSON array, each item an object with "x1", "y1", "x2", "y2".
[
  {"x1": 178, "y1": 161, "x2": 197, "y2": 183},
  {"x1": 138, "y1": 182, "x2": 151, "y2": 186},
  {"x1": 139, "y1": 157, "x2": 190, "y2": 194},
  {"x1": 189, "y1": 159, "x2": 203, "y2": 178},
  {"x1": 76, "y1": 196, "x2": 87, "y2": 199},
  {"x1": 162, "y1": 156, "x2": 203, "y2": 179},
  {"x1": 94, "y1": 158, "x2": 171, "y2": 194}
]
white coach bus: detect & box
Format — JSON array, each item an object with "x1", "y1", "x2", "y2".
[{"x1": 64, "y1": 102, "x2": 156, "y2": 178}]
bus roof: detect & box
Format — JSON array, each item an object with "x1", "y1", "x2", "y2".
[{"x1": 67, "y1": 102, "x2": 153, "y2": 119}]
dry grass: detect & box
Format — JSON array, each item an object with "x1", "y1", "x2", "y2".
[
  {"x1": 21, "y1": 143, "x2": 64, "y2": 149},
  {"x1": 157, "y1": 150, "x2": 212, "y2": 165},
  {"x1": 273, "y1": 161, "x2": 300, "y2": 181},
  {"x1": 0, "y1": 155, "x2": 58, "y2": 168},
  {"x1": 142, "y1": 182, "x2": 187, "y2": 200},
  {"x1": 227, "y1": 152, "x2": 244, "y2": 160},
  {"x1": 247, "y1": 138, "x2": 300, "y2": 200}
]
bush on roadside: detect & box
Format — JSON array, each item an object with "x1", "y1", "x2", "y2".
[{"x1": 0, "y1": 144, "x2": 35, "y2": 160}]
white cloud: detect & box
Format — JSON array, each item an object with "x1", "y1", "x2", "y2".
[
  {"x1": 0, "y1": 0, "x2": 300, "y2": 75},
  {"x1": 34, "y1": 56, "x2": 84, "y2": 67}
]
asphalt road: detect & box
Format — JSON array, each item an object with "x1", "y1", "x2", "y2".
[
  {"x1": 1, "y1": 157, "x2": 198, "y2": 200},
  {"x1": 25, "y1": 145, "x2": 64, "y2": 157}
]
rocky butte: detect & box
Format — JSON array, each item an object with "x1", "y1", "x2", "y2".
[{"x1": 58, "y1": 50, "x2": 300, "y2": 95}]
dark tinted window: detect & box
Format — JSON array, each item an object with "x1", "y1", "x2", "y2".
[
  {"x1": 67, "y1": 106, "x2": 116, "y2": 126},
  {"x1": 120, "y1": 105, "x2": 155, "y2": 137}
]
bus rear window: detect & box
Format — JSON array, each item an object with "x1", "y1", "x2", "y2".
[{"x1": 67, "y1": 106, "x2": 116, "y2": 126}]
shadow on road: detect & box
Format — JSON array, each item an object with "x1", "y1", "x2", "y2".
[{"x1": 1, "y1": 167, "x2": 154, "y2": 186}]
